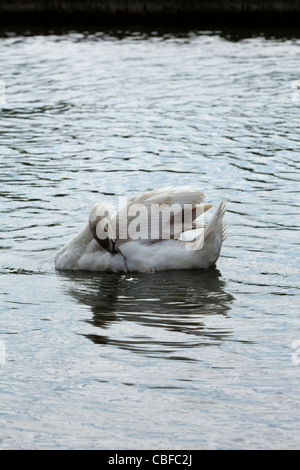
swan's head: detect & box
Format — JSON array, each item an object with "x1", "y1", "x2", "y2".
[{"x1": 89, "y1": 203, "x2": 117, "y2": 254}]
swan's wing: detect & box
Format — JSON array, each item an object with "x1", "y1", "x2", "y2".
[
  {"x1": 128, "y1": 186, "x2": 205, "y2": 207},
  {"x1": 112, "y1": 186, "x2": 210, "y2": 243}
]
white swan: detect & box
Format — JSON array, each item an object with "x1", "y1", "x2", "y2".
[{"x1": 55, "y1": 186, "x2": 226, "y2": 273}]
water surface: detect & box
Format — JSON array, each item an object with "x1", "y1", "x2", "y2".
[{"x1": 0, "y1": 28, "x2": 300, "y2": 449}]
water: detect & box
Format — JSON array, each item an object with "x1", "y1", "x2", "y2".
[{"x1": 0, "y1": 28, "x2": 300, "y2": 449}]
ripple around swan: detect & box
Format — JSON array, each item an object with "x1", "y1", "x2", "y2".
[
  {"x1": 59, "y1": 269, "x2": 236, "y2": 360},
  {"x1": 1, "y1": 29, "x2": 300, "y2": 450}
]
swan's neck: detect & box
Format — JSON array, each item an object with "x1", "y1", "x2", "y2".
[
  {"x1": 56, "y1": 223, "x2": 93, "y2": 262},
  {"x1": 73, "y1": 223, "x2": 94, "y2": 249}
]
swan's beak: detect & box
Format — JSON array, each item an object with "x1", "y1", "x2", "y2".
[
  {"x1": 93, "y1": 230, "x2": 117, "y2": 255},
  {"x1": 89, "y1": 212, "x2": 117, "y2": 254},
  {"x1": 111, "y1": 240, "x2": 120, "y2": 255}
]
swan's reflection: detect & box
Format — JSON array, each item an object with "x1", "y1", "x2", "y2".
[{"x1": 59, "y1": 269, "x2": 234, "y2": 360}]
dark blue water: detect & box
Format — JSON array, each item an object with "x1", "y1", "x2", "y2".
[{"x1": 0, "y1": 29, "x2": 300, "y2": 449}]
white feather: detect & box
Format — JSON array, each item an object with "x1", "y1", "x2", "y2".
[{"x1": 55, "y1": 187, "x2": 226, "y2": 273}]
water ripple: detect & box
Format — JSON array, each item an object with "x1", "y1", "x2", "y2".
[{"x1": 1, "y1": 29, "x2": 300, "y2": 450}]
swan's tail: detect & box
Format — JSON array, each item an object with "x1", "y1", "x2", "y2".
[
  {"x1": 184, "y1": 201, "x2": 226, "y2": 252},
  {"x1": 204, "y1": 201, "x2": 227, "y2": 242}
]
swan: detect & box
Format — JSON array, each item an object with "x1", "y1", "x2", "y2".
[{"x1": 55, "y1": 186, "x2": 226, "y2": 273}]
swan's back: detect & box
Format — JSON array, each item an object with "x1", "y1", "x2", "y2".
[{"x1": 112, "y1": 186, "x2": 210, "y2": 244}]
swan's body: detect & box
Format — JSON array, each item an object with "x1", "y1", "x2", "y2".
[{"x1": 55, "y1": 186, "x2": 226, "y2": 273}]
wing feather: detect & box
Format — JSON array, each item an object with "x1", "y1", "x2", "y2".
[{"x1": 111, "y1": 186, "x2": 209, "y2": 243}]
